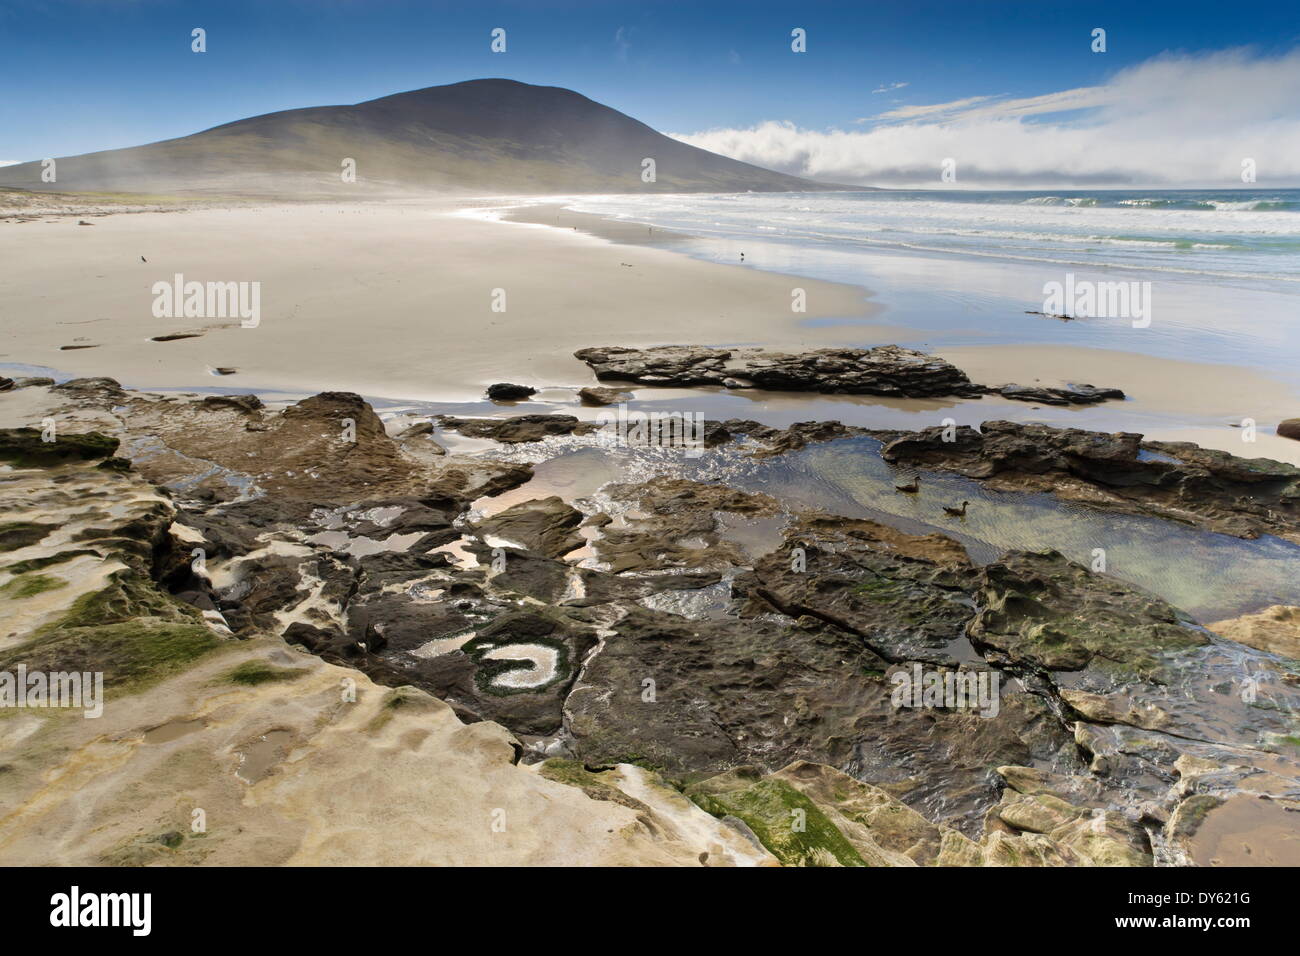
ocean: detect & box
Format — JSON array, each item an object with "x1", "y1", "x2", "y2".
[
  {"x1": 565, "y1": 189, "x2": 1300, "y2": 284},
  {"x1": 549, "y1": 189, "x2": 1300, "y2": 384}
]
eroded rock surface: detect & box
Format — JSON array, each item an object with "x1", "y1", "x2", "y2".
[
  {"x1": 576, "y1": 345, "x2": 987, "y2": 397},
  {"x1": 574, "y1": 345, "x2": 1125, "y2": 405},
  {"x1": 2, "y1": 378, "x2": 1296, "y2": 866}
]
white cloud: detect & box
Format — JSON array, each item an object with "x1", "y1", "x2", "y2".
[
  {"x1": 669, "y1": 48, "x2": 1300, "y2": 187},
  {"x1": 0, "y1": 160, "x2": 20, "y2": 167},
  {"x1": 871, "y1": 81, "x2": 909, "y2": 94},
  {"x1": 871, "y1": 86, "x2": 1106, "y2": 124}
]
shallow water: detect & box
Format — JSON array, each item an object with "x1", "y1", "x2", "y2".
[
  {"x1": 235, "y1": 729, "x2": 294, "y2": 784},
  {"x1": 479, "y1": 436, "x2": 1300, "y2": 623},
  {"x1": 558, "y1": 190, "x2": 1300, "y2": 387},
  {"x1": 776, "y1": 438, "x2": 1300, "y2": 622}
]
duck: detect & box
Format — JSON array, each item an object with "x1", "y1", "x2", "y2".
[
  {"x1": 942, "y1": 500, "x2": 970, "y2": 517},
  {"x1": 894, "y1": 475, "x2": 920, "y2": 494}
]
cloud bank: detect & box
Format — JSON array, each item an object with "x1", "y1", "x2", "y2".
[{"x1": 669, "y1": 49, "x2": 1300, "y2": 188}]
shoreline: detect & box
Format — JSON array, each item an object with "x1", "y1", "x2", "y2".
[
  {"x1": 499, "y1": 199, "x2": 1300, "y2": 465},
  {"x1": 3, "y1": 194, "x2": 1299, "y2": 464}
]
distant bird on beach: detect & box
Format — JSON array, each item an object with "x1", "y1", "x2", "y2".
[
  {"x1": 942, "y1": 500, "x2": 970, "y2": 517},
  {"x1": 894, "y1": 476, "x2": 920, "y2": 493},
  {"x1": 740, "y1": 252, "x2": 745, "y2": 261},
  {"x1": 140, "y1": 256, "x2": 147, "y2": 262}
]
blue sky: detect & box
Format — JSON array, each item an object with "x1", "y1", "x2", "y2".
[{"x1": 2, "y1": 0, "x2": 1299, "y2": 185}]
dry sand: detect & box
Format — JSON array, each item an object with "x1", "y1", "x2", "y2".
[{"x1": 0, "y1": 198, "x2": 873, "y2": 401}]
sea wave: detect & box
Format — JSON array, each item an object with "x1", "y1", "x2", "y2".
[
  {"x1": 561, "y1": 189, "x2": 1300, "y2": 284},
  {"x1": 1021, "y1": 196, "x2": 1100, "y2": 207}
]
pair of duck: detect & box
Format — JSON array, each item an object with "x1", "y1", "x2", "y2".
[{"x1": 893, "y1": 475, "x2": 969, "y2": 517}]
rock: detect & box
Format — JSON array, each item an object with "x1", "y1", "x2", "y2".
[
  {"x1": 575, "y1": 345, "x2": 987, "y2": 398},
  {"x1": 568, "y1": 591, "x2": 1069, "y2": 830},
  {"x1": 437, "y1": 414, "x2": 596, "y2": 443},
  {"x1": 679, "y1": 760, "x2": 1151, "y2": 867},
  {"x1": 1278, "y1": 418, "x2": 1300, "y2": 441},
  {"x1": 50, "y1": 376, "x2": 123, "y2": 395},
  {"x1": 735, "y1": 521, "x2": 978, "y2": 665},
  {"x1": 882, "y1": 419, "x2": 1300, "y2": 542},
  {"x1": 0, "y1": 377, "x2": 12, "y2": 392},
  {"x1": 969, "y1": 550, "x2": 1208, "y2": 679},
  {"x1": 685, "y1": 767, "x2": 872, "y2": 866},
  {"x1": 578, "y1": 386, "x2": 631, "y2": 406},
  {"x1": 7, "y1": 375, "x2": 1295, "y2": 867},
  {"x1": 395, "y1": 420, "x2": 434, "y2": 440},
  {"x1": 0, "y1": 428, "x2": 119, "y2": 466},
  {"x1": 473, "y1": 496, "x2": 584, "y2": 558},
  {"x1": 715, "y1": 418, "x2": 867, "y2": 457},
  {"x1": 199, "y1": 394, "x2": 264, "y2": 414},
  {"x1": 999, "y1": 383, "x2": 1125, "y2": 405},
  {"x1": 1209, "y1": 605, "x2": 1300, "y2": 658},
  {"x1": 575, "y1": 345, "x2": 731, "y2": 386},
  {"x1": 586, "y1": 477, "x2": 781, "y2": 572},
  {"x1": 486, "y1": 382, "x2": 537, "y2": 401}
]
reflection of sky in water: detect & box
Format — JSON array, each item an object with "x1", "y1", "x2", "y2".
[
  {"x1": 662, "y1": 235, "x2": 1300, "y2": 382},
  {"x1": 481, "y1": 437, "x2": 1300, "y2": 624},
  {"x1": 756, "y1": 438, "x2": 1300, "y2": 623},
  {"x1": 561, "y1": 191, "x2": 1300, "y2": 384}
]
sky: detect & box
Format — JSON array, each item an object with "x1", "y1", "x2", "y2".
[{"x1": 2, "y1": 0, "x2": 1299, "y2": 186}]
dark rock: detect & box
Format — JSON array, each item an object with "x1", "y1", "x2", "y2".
[
  {"x1": 882, "y1": 419, "x2": 1300, "y2": 541},
  {"x1": 0, "y1": 428, "x2": 119, "y2": 466},
  {"x1": 578, "y1": 386, "x2": 632, "y2": 406},
  {"x1": 50, "y1": 377, "x2": 123, "y2": 395},
  {"x1": 718, "y1": 418, "x2": 867, "y2": 456},
  {"x1": 1278, "y1": 418, "x2": 1300, "y2": 442},
  {"x1": 999, "y1": 383, "x2": 1125, "y2": 405},
  {"x1": 575, "y1": 344, "x2": 986, "y2": 398},
  {"x1": 969, "y1": 550, "x2": 1207, "y2": 679},
  {"x1": 486, "y1": 383, "x2": 537, "y2": 402},
  {"x1": 0, "y1": 522, "x2": 56, "y2": 553},
  {"x1": 575, "y1": 345, "x2": 730, "y2": 386},
  {"x1": 566, "y1": 603, "x2": 1069, "y2": 829},
  {"x1": 437, "y1": 414, "x2": 596, "y2": 443},
  {"x1": 199, "y1": 394, "x2": 264, "y2": 414},
  {"x1": 173, "y1": 589, "x2": 217, "y2": 612},
  {"x1": 735, "y1": 522, "x2": 977, "y2": 666},
  {"x1": 473, "y1": 496, "x2": 584, "y2": 558}
]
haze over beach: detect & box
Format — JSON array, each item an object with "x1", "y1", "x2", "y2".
[{"x1": 2, "y1": 0, "x2": 1300, "y2": 894}]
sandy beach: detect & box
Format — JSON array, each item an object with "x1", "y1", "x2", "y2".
[
  {"x1": 0, "y1": 199, "x2": 874, "y2": 401},
  {"x1": 4, "y1": 195, "x2": 1300, "y2": 465}
]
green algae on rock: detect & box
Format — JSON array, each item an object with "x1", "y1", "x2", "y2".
[
  {"x1": 223, "y1": 659, "x2": 308, "y2": 686},
  {"x1": 0, "y1": 573, "x2": 69, "y2": 600},
  {"x1": 686, "y1": 768, "x2": 869, "y2": 867}
]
